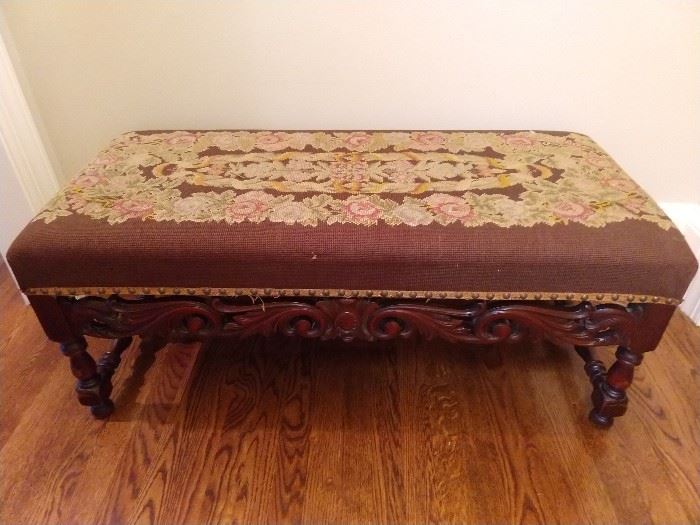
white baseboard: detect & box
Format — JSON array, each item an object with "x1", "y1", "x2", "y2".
[
  {"x1": 0, "y1": 25, "x2": 59, "y2": 213},
  {"x1": 660, "y1": 202, "x2": 700, "y2": 325}
]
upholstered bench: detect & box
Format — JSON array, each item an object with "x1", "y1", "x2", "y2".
[{"x1": 7, "y1": 130, "x2": 697, "y2": 427}]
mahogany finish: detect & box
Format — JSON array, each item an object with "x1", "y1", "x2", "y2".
[
  {"x1": 27, "y1": 293, "x2": 675, "y2": 426},
  {"x1": 3, "y1": 258, "x2": 699, "y2": 524}
]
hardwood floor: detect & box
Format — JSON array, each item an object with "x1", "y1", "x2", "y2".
[{"x1": 1, "y1": 262, "x2": 698, "y2": 525}]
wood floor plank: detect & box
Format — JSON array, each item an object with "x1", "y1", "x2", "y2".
[
  {"x1": 1, "y1": 261, "x2": 699, "y2": 525},
  {"x1": 300, "y1": 341, "x2": 355, "y2": 523},
  {"x1": 95, "y1": 341, "x2": 203, "y2": 525}
]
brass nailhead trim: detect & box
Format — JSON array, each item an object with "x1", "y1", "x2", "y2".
[{"x1": 23, "y1": 286, "x2": 681, "y2": 306}]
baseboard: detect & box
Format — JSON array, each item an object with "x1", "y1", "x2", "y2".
[
  {"x1": 660, "y1": 202, "x2": 700, "y2": 325},
  {"x1": 0, "y1": 24, "x2": 59, "y2": 213}
]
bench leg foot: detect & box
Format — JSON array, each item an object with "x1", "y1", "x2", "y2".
[
  {"x1": 588, "y1": 408, "x2": 613, "y2": 428},
  {"x1": 588, "y1": 381, "x2": 627, "y2": 428},
  {"x1": 61, "y1": 336, "x2": 133, "y2": 419},
  {"x1": 90, "y1": 399, "x2": 115, "y2": 419}
]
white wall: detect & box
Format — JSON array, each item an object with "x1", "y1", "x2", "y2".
[
  {"x1": 0, "y1": 136, "x2": 35, "y2": 300},
  {"x1": 1, "y1": 0, "x2": 699, "y2": 204},
  {"x1": 0, "y1": 140, "x2": 33, "y2": 257}
]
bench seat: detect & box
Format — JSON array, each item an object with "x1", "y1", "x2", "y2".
[{"x1": 7, "y1": 130, "x2": 697, "y2": 304}]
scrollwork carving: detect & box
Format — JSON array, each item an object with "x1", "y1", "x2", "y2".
[{"x1": 59, "y1": 295, "x2": 640, "y2": 347}]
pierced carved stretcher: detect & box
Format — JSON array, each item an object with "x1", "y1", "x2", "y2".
[{"x1": 7, "y1": 130, "x2": 698, "y2": 427}]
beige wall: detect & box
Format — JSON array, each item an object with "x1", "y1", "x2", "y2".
[{"x1": 1, "y1": 0, "x2": 699, "y2": 202}]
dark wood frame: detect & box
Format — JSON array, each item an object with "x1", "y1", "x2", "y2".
[{"x1": 27, "y1": 294, "x2": 675, "y2": 427}]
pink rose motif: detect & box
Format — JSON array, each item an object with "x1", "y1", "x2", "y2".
[
  {"x1": 166, "y1": 133, "x2": 198, "y2": 147},
  {"x1": 410, "y1": 132, "x2": 448, "y2": 150},
  {"x1": 255, "y1": 132, "x2": 289, "y2": 151},
  {"x1": 434, "y1": 200, "x2": 472, "y2": 219},
  {"x1": 343, "y1": 132, "x2": 372, "y2": 148},
  {"x1": 73, "y1": 173, "x2": 105, "y2": 188},
  {"x1": 343, "y1": 198, "x2": 382, "y2": 222},
  {"x1": 113, "y1": 199, "x2": 153, "y2": 218},
  {"x1": 552, "y1": 200, "x2": 594, "y2": 220},
  {"x1": 502, "y1": 134, "x2": 536, "y2": 147},
  {"x1": 426, "y1": 194, "x2": 473, "y2": 220},
  {"x1": 601, "y1": 177, "x2": 637, "y2": 192},
  {"x1": 225, "y1": 193, "x2": 271, "y2": 221}
]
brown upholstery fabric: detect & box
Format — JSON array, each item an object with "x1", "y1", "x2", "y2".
[{"x1": 7, "y1": 130, "x2": 698, "y2": 302}]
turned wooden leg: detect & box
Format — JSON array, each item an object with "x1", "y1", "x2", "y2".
[
  {"x1": 94, "y1": 336, "x2": 133, "y2": 418},
  {"x1": 587, "y1": 346, "x2": 642, "y2": 428},
  {"x1": 60, "y1": 336, "x2": 109, "y2": 418},
  {"x1": 61, "y1": 336, "x2": 132, "y2": 419},
  {"x1": 575, "y1": 303, "x2": 676, "y2": 428}
]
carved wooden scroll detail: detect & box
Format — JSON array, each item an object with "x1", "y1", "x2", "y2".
[{"x1": 60, "y1": 295, "x2": 640, "y2": 347}]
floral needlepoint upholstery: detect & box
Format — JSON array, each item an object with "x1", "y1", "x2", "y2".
[
  {"x1": 7, "y1": 131, "x2": 698, "y2": 304},
  {"x1": 36, "y1": 130, "x2": 669, "y2": 229}
]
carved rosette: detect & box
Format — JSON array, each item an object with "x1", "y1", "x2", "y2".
[{"x1": 59, "y1": 295, "x2": 640, "y2": 347}]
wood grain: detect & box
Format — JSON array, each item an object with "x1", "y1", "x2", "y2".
[{"x1": 1, "y1": 262, "x2": 698, "y2": 525}]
